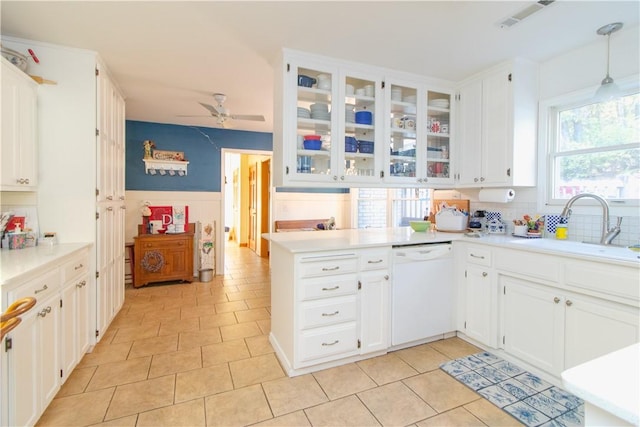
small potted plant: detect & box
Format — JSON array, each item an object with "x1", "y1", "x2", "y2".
[{"x1": 524, "y1": 214, "x2": 544, "y2": 235}]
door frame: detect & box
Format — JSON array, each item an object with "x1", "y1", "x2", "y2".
[{"x1": 220, "y1": 148, "x2": 272, "y2": 271}]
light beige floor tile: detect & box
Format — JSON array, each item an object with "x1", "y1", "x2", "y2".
[
  {"x1": 136, "y1": 398, "x2": 206, "y2": 426},
  {"x1": 357, "y1": 353, "x2": 418, "y2": 385},
  {"x1": 86, "y1": 357, "x2": 152, "y2": 391},
  {"x1": 226, "y1": 290, "x2": 257, "y2": 301},
  {"x1": 36, "y1": 387, "x2": 114, "y2": 426},
  {"x1": 79, "y1": 342, "x2": 133, "y2": 367},
  {"x1": 178, "y1": 328, "x2": 222, "y2": 350},
  {"x1": 263, "y1": 374, "x2": 328, "y2": 417},
  {"x1": 358, "y1": 381, "x2": 437, "y2": 426},
  {"x1": 394, "y1": 343, "x2": 452, "y2": 373},
  {"x1": 141, "y1": 307, "x2": 181, "y2": 324},
  {"x1": 204, "y1": 384, "x2": 273, "y2": 426},
  {"x1": 202, "y1": 339, "x2": 251, "y2": 367},
  {"x1": 214, "y1": 300, "x2": 249, "y2": 313},
  {"x1": 104, "y1": 375, "x2": 175, "y2": 420},
  {"x1": 126, "y1": 302, "x2": 162, "y2": 315},
  {"x1": 252, "y1": 410, "x2": 310, "y2": 426},
  {"x1": 428, "y1": 337, "x2": 481, "y2": 360},
  {"x1": 196, "y1": 294, "x2": 228, "y2": 306},
  {"x1": 96, "y1": 328, "x2": 117, "y2": 345},
  {"x1": 175, "y1": 364, "x2": 234, "y2": 403},
  {"x1": 256, "y1": 319, "x2": 271, "y2": 335},
  {"x1": 108, "y1": 312, "x2": 144, "y2": 329},
  {"x1": 417, "y1": 406, "x2": 485, "y2": 427},
  {"x1": 158, "y1": 317, "x2": 200, "y2": 336},
  {"x1": 87, "y1": 414, "x2": 138, "y2": 427},
  {"x1": 199, "y1": 312, "x2": 238, "y2": 329},
  {"x1": 245, "y1": 296, "x2": 270, "y2": 309},
  {"x1": 464, "y1": 398, "x2": 524, "y2": 426},
  {"x1": 56, "y1": 366, "x2": 97, "y2": 397},
  {"x1": 128, "y1": 334, "x2": 178, "y2": 358},
  {"x1": 229, "y1": 353, "x2": 285, "y2": 388},
  {"x1": 304, "y1": 395, "x2": 381, "y2": 427},
  {"x1": 220, "y1": 321, "x2": 262, "y2": 341},
  {"x1": 180, "y1": 304, "x2": 217, "y2": 320},
  {"x1": 237, "y1": 283, "x2": 267, "y2": 292},
  {"x1": 235, "y1": 307, "x2": 271, "y2": 323},
  {"x1": 111, "y1": 323, "x2": 160, "y2": 344},
  {"x1": 312, "y1": 363, "x2": 377, "y2": 400},
  {"x1": 245, "y1": 334, "x2": 274, "y2": 357},
  {"x1": 149, "y1": 347, "x2": 202, "y2": 378},
  {"x1": 404, "y1": 370, "x2": 479, "y2": 413}
]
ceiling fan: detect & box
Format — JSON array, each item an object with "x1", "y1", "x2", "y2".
[{"x1": 193, "y1": 93, "x2": 265, "y2": 127}]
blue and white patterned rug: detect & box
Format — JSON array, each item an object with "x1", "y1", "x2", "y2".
[{"x1": 440, "y1": 352, "x2": 584, "y2": 427}]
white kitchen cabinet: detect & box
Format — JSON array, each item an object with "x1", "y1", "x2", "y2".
[
  {"x1": 1, "y1": 57, "x2": 38, "y2": 191},
  {"x1": 359, "y1": 249, "x2": 390, "y2": 354},
  {"x1": 455, "y1": 59, "x2": 538, "y2": 187},
  {"x1": 460, "y1": 244, "x2": 498, "y2": 348},
  {"x1": 2, "y1": 37, "x2": 126, "y2": 343},
  {"x1": 273, "y1": 49, "x2": 456, "y2": 188}
]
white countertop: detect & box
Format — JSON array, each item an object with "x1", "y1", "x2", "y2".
[
  {"x1": 562, "y1": 343, "x2": 640, "y2": 425},
  {"x1": 0, "y1": 243, "x2": 92, "y2": 287},
  {"x1": 264, "y1": 228, "x2": 640, "y2": 266}
]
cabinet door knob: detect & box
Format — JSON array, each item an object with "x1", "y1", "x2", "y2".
[
  {"x1": 333, "y1": 176, "x2": 338, "y2": 181},
  {"x1": 384, "y1": 274, "x2": 389, "y2": 280},
  {"x1": 565, "y1": 300, "x2": 573, "y2": 307},
  {"x1": 340, "y1": 176, "x2": 344, "y2": 180},
  {"x1": 482, "y1": 272, "x2": 488, "y2": 277},
  {"x1": 554, "y1": 297, "x2": 560, "y2": 304},
  {"x1": 106, "y1": 196, "x2": 113, "y2": 200},
  {"x1": 107, "y1": 207, "x2": 114, "y2": 211},
  {"x1": 24, "y1": 178, "x2": 29, "y2": 184},
  {"x1": 474, "y1": 178, "x2": 479, "y2": 182},
  {"x1": 480, "y1": 177, "x2": 485, "y2": 182}
]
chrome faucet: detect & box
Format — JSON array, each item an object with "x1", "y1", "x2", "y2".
[{"x1": 560, "y1": 193, "x2": 622, "y2": 245}]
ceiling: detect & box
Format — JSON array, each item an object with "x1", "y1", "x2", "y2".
[{"x1": 1, "y1": 1, "x2": 638, "y2": 134}]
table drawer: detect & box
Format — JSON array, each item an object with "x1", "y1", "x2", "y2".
[
  {"x1": 360, "y1": 250, "x2": 389, "y2": 271},
  {"x1": 9, "y1": 268, "x2": 60, "y2": 305},
  {"x1": 299, "y1": 253, "x2": 357, "y2": 278},
  {"x1": 300, "y1": 296, "x2": 357, "y2": 329},
  {"x1": 466, "y1": 246, "x2": 492, "y2": 267},
  {"x1": 299, "y1": 274, "x2": 358, "y2": 301},
  {"x1": 298, "y1": 322, "x2": 358, "y2": 363},
  {"x1": 61, "y1": 252, "x2": 89, "y2": 282}
]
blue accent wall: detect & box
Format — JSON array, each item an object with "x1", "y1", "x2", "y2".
[{"x1": 125, "y1": 120, "x2": 272, "y2": 192}]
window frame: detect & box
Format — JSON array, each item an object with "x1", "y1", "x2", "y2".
[{"x1": 537, "y1": 75, "x2": 640, "y2": 214}]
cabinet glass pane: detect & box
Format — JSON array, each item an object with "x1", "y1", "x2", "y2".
[
  {"x1": 389, "y1": 84, "x2": 417, "y2": 178},
  {"x1": 344, "y1": 76, "x2": 376, "y2": 177},
  {"x1": 296, "y1": 67, "x2": 332, "y2": 175},
  {"x1": 425, "y1": 91, "x2": 451, "y2": 179}
]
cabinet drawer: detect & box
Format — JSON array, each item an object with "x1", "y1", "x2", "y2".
[
  {"x1": 298, "y1": 322, "x2": 358, "y2": 363},
  {"x1": 466, "y1": 246, "x2": 492, "y2": 267},
  {"x1": 564, "y1": 260, "x2": 639, "y2": 302},
  {"x1": 299, "y1": 274, "x2": 358, "y2": 301},
  {"x1": 138, "y1": 237, "x2": 189, "y2": 250},
  {"x1": 300, "y1": 296, "x2": 357, "y2": 329},
  {"x1": 495, "y1": 249, "x2": 560, "y2": 283},
  {"x1": 9, "y1": 268, "x2": 60, "y2": 304},
  {"x1": 298, "y1": 253, "x2": 358, "y2": 278},
  {"x1": 360, "y1": 250, "x2": 389, "y2": 271},
  {"x1": 61, "y1": 253, "x2": 89, "y2": 282}
]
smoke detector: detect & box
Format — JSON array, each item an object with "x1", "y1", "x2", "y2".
[{"x1": 497, "y1": 0, "x2": 555, "y2": 29}]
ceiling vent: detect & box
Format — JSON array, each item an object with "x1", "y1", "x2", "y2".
[{"x1": 498, "y1": 0, "x2": 555, "y2": 29}]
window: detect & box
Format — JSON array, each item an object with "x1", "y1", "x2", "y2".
[
  {"x1": 547, "y1": 92, "x2": 640, "y2": 202},
  {"x1": 354, "y1": 188, "x2": 431, "y2": 228}
]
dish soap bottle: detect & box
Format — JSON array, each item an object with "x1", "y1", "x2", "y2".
[{"x1": 555, "y1": 224, "x2": 567, "y2": 240}]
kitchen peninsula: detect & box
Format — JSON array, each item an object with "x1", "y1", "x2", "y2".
[{"x1": 267, "y1": 228, "x2": 640, "y2": 388}]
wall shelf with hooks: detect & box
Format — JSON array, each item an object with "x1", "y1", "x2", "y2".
[{"x1": 143, "y1": 159, "x2": 189, "y2": 176}]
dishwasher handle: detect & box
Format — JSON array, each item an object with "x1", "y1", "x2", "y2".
[{"x1": 394, "y1": 245, "x2": 451, "y2": 261}]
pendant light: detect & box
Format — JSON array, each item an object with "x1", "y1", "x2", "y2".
[{"x1": 594, "y1": 22, "x2": 623, "y2": 101}]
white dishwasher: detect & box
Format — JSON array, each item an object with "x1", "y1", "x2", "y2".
[{"x1": 391, "y1": 243, "x2": 454, "y2": 347}]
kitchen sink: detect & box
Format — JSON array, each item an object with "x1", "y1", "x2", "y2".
[{"x1": 509, "y1": 238, "x2": 640, "y2": 262}]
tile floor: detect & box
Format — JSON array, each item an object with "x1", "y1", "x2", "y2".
[{"x1": 36, "y1": 243, "x2": 522, "y2": 426}]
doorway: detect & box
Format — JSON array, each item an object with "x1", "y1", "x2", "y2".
[{"x1": 222, "y1": 149, "x2": 271, "y2": 272}]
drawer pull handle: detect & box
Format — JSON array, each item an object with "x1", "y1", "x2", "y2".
[
  {"x1": 38, "y1": 306, "x2": 52, "y2": 318},
  {"x1": 34, "y1": 284, "x2": 48, "y2": 294},
  {"x1": 76, "y1": 280, "x2": 87, "y2": 288},
  {"x1": 322, "y1": 311, "x2": 339, "y2": 317},
  {"x1": 470, "y1": 254, "x2": 485, "y2": 259},
  {"x1": 321, "y1": 266, "x2": 340, "y2": 271},
  {"x1": 74, "y1": 264, "x2": 84, "y2": 270},
  {"x1": 321, "y1": 286, "x2": 340, "y2": 291},
  {"x1": 368, "y1": 259, "x2": 383, "y2": 264},
  {"x1": 322, "y1": 340, "x2": 339, "y2": 346}
]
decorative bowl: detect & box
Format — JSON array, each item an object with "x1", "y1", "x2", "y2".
[
  {"x1": 304, "y1": 134, "x2": 322, "y2": 140},
  {"x1": 410, "y1": 220, "x2": 431, "y2": 232},
  {"x1": 355, "y1": 111, "x2": 372, "y2": 125},
  {"x1": 358, "y1": 140, "x2": 374, "y2": 154},
  {"x1": 303, "y1": 139, "x2": 322, "y2": 150}
]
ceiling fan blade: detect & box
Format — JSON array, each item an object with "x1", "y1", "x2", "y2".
[
  {"x1": 230, "y1": 114, "x2": 266, "y2": 122},
  {"x1": 176, "y1": 114, "x2": 212, "y2": 118},
  {"x1": 199, "y1": 102, "x2": 221, "y2": 117}
]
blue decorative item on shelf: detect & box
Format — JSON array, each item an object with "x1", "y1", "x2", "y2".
[
  {"x1": 345, "y1": 136, "x2": 357, "y2": 153},
  {"x1": 355, "y1": 111, "x2": 372, "y2": 125},
  {"x1": 358, "y1": 140, "x2": 374, "y2": 154},
  {"x1": 297, "y1": 75, "x2": 316, "y2": 88},
  {"x1": 303, "y1": 139, "x2": 322, "y2": 150}
]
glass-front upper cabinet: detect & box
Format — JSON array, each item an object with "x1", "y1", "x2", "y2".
[
  {"x1": 292, "y1": 62, "x2": 339, "y2": 182},
  {"x1": 340, "y1": 69, "x2": 383, "y2": 183},
  {"x1": 424, "y1": 90, "x2": 454, "y2": 184},
  {"x1": 385, "y1": 79, "x2": 420, "y2": 184}
]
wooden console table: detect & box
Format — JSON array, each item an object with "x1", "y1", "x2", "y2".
[{"x1": 133, "y1": 224, "x2": 194, "y2": 288}]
